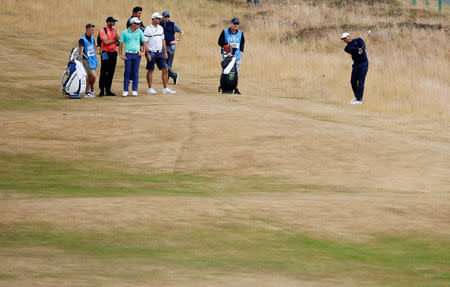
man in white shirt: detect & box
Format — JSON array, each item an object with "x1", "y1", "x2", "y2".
[{"x1": 144, "y1": 12, "x2": 176, "y2": 95}]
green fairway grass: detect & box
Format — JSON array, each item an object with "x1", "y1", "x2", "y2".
[
  {"x1": 0, "y1": 153, "x2": 217, "y2": 198},
  {"x1": 1, "y1": 222, "x2": 448, "y2": 287},
  {"x1": 0, "y1": 152, "x2": 376, "y2": 199}
]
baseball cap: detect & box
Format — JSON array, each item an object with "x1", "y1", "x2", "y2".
[
  {"x1": 86, "y1": 23, "x2": 95, "y2": 28},
  {"x1": 162, "y1": 11, "x2": 170, "y2": 17},
  {"x1": 152, "y1": 12, "x2": 163, "y2": 19},
  {"x1": 341, "y1": 32, "x2": 350, "y2": 39},
  {"x1": 130, "y1": 17, "x2": 142, "y2": 24},
  {"x1": 106, "y1": 16, "x2": 118, "y2": 23},
  {"x1": 231, "y1": 17, "x2": 240, "y2": 24}
]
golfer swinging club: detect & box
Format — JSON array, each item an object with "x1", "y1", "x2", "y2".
[{"x1": 341, "y1": 32, "x2": 369, "y2": 105}]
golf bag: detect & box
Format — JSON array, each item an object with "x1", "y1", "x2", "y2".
[
  {"x1": 218, "y1": 48, "x2": 238, "y2": 94},
  {"x1": 60, "y1": 47, "x2": 86, "y2": 99}
]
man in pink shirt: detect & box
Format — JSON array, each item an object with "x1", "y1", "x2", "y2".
[{"x1": 98, "y1": 16, "x2": 120, "y2": 97}]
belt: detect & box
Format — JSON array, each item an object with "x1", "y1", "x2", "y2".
[
  {"x1": 126, "y1": 51, "x2": 139, "y2": 54},
  {"x1": 149, "y1": 49, "x2": 163, "y2": 53}
]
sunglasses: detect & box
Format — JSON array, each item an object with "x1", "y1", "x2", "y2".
[{"x1": 232, "y1": 22, "x2": 240, "y2": 25}]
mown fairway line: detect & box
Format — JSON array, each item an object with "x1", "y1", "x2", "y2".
[
  {"x1": 1, "y1": 153, "x2": 389, "y2": 199},
  {"x1": 0, "y1": 222, "x2": 448, "y2": 287}
]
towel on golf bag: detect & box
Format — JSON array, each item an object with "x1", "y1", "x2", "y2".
[{"x1": 219, "y1": 55, "x2": 238, "y2": 94}]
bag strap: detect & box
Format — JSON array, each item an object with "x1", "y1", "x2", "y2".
[{"x1": 99, "y1": 27, "x2": 108, "y2": 52}]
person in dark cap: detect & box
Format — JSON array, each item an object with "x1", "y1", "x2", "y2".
[
  {"x1": 160, "y1": 11, "x2": 184, "y2": 85},
  {"x1": 79, "y1": 23, "x2": 98, "y2": 98},
  {"x1": 126, "y1": 6, "x2": 145, "y2": 32},
  {"x1": 218, "y1": 17, "x2": 245, "y2": 95},
  {"x1": 98, "y1": 17, "x2": 120, "y2": 97}
]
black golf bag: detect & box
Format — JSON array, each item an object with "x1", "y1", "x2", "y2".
[{"x1": 218, "y1": 54, "x2": 238, "y2": 94}]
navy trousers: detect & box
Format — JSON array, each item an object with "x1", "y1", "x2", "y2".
[
  {"x1": 350, "y1": 62, "x2": 368, "y2": 101},
  {"x1": 123, "y1": 53, "x2": 141, "y2": 92}
]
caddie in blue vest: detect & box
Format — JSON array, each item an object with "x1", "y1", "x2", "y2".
[
  {"x1": 79, "y1": 23, "x2": 98, "y2": 98},
  {"x1": 218, "y1": 17, "x2": 245, "y2": 95}
]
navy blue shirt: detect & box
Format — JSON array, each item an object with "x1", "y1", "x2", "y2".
[{"x1": 344, "y1": 38, "x2": 368, "y2": 65}]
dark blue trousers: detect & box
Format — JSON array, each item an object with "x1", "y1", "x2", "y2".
[
  {"x1": 123, "y1": 53, "x2": 141, "y2": 92},
  {"x1": 350, "y1": 62, "x2": 368, "y2": 101}
]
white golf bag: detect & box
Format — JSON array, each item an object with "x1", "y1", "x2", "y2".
[{"x1": 61, "y1": 47, "x2": 86, "y2": 98}]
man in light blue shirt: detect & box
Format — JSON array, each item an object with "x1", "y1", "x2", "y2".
[{"x1": 119, "y1": 17, "x2": 146, "y2": 97}]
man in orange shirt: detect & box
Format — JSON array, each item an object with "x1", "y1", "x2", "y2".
[{"x1": 98, "y1": 16, "x2": 120, "y2": 97}]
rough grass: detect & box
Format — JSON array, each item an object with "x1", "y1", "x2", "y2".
[{"x1": 1, "y1": 222, "x2": 449, "y2": 287}]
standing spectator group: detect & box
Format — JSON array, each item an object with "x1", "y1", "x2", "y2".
[{"x1": 77, "y1": 6, "x2": 183, "y2": 98}]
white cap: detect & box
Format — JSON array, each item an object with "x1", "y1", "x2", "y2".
[
  {"x1": 341, "y1": 32, "x2": 350, "y2": 39},
  {"x1": 152, "y1": 12, "x2": 162, "y2": 19},
  {"x1": 130, "y1": 17, "x2": 142, "y2": 24}
]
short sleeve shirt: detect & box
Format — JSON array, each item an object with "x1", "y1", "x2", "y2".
[
  {"x1": 174, "y1": 23, "x2": 182, "y2": 33},
  {"x1": 100, "y1": 26, "x2": 119, "y2": 52},
  {"x1": 144, "y1": 24, "x2": 164, "y2": 51},
  {"x1": 119, "y1": 28, "x2": 145, "y2": 52}
]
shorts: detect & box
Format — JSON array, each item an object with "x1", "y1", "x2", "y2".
[
  {"x1": 82, "y1": 59, "x2": 96, "y2": 76},
  {"x1": 236, "y1": 60, "x2": 241, "y2": 72},
  {"x1": 146, "y1": 51, "x2": 168, "y2": 71}
]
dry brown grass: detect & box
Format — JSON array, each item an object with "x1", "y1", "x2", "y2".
[
  {"x1": 1, "y1": 191, "x2": 449, "y2": 241},
  {"x1": 0, "y1": 1, "x2": 448, "y2": 120},
  {"x1": 0, "y1": 246, "x2": 360, "y2": 287},
  {"x1": 0, "y1": 1, "x2": 449, "y2": 286}
]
